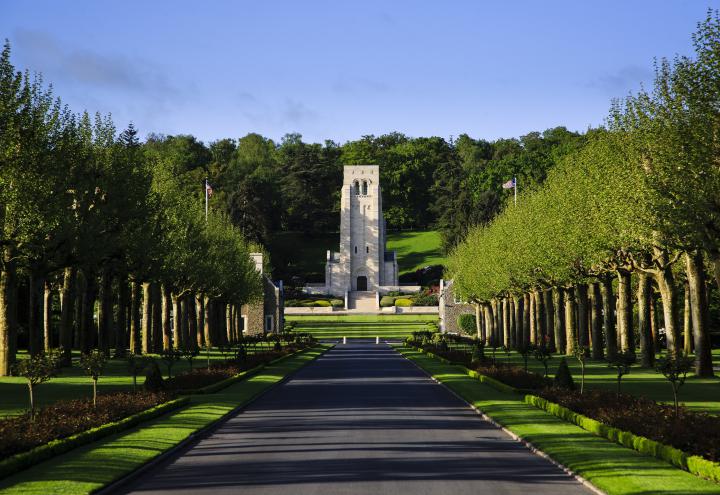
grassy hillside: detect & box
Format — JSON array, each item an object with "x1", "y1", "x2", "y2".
[
  {"x1": 287, "y1": 314, "x2": 437, "y2": 340},
  {"x1": 269, "y1": 230, "x2": 445, "y2": 283}
]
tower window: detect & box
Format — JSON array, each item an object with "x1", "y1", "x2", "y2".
[
  {"x1": 353, "y1": 181, "x2": 360, "y2": 195},
  {"x1": 362, "y1": 180, "x2": 368, "y2": 195},
  {"x1": 354, "y1": 246, "x2": 357, "y2": 253},
  {"x1": 366, "y1": 246, "x2": 369, "y2": 253}
]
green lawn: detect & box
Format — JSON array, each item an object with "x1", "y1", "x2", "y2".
[
  {"x1": 0, "y1": 346, "x2": 328, "y2": 495},
  {"x1": 288, "y1": 314, "x2": 437, "y2": 340},
  {"x1": 0, "y1": 345, "x2": 278, "y2": 418},
  {"x1": 268, "y1": 230, "x2": 445, "y2": 282},
  {"x1": 397, "y1": 346, "x2": 720, "y2": 495},
  {"x1": 465, "y1": 346, "x2": 720, "y2": 415},
  {"x1": 386, "y1": 230, "x2": 445, "y2": 274}
]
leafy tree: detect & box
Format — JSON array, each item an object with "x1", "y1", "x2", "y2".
[
  {"x1": 79, "y1": 350, "x2": 107, "y2": 408},
  {"x1": 126, "y1": 353, "x2": 148, "y2": 393},
  {"x1": 572, "y1": 345, "x2": 590, "y2": 394},
  {"x1": 655, "y1": 354, "x2": 694, "y2": 416},
  {"x1": 12, "y1": 348, "x2": 61, "y2": 416},
  {"x1": 607, "y1": 350, "x2": 636, "y2": 397},
  {"x1": 160, "y1": 347, "x2": 182, "y2": 379}
]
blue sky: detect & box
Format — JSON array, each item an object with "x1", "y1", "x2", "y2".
[{"x1": 2, "y1": 1, "x2": 717, "y2": 144}]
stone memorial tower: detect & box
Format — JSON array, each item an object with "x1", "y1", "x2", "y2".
[{"x1": 324, "y1": 165, "x2": 398, "y2": 296}]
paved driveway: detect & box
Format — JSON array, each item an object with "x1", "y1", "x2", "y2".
[{"x1": 117, "y1": 343, "x2": 591, "y2": 495}]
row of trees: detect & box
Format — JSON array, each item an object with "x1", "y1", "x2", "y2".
[
  {"x1": 0, "y1": 42, "x2": 262, "y2": 376},
  {"x1": 448, "y1": 12, "x2": 720, "y2": 377}
]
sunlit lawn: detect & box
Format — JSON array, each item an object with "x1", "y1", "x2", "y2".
[
  {"x1": 287, "y1": 314, "x2": 437, "y2": 340},
  {"x1": 0, "y1": 344, "x2": 278, "y2": 417}
]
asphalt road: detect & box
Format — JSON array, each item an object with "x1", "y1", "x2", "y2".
[{"x1": 117, "y1": 343, "x2": 592, "y2": 495}]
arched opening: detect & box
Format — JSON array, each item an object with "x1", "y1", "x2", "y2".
[
  {"x1": 361, "y1": 180, "x2": 368, "y2": 195},
  {"x1": 356, "y1": 276, "x2": 368, "y2": 291}
]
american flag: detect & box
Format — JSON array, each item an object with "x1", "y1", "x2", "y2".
[
  {"x1": 502, "y1": 178, "x2": 516, "y2": 189},
  {"x1": 205, "y1": 181, "x2": 214, "y2": 197}
]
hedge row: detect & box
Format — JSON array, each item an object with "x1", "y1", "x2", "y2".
[
  {"x1": 0, "y1": 396, "x2": 190, "y2": 480},
  {"x1": 524, "y1": 394, "x2": 720, "y2": 484}
]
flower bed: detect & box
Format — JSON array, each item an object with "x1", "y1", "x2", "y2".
[
  {"x1": 166, "y1": 349, "x2": 291, "y2": 391},
  {"x1": 537, "y1": 387, "x2": 720, "y2": 462},
  {"x1": 0, "y1": 391, "x2": 173, "y2": 459}
]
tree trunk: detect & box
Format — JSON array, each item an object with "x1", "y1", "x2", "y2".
[
  {"x1": 683, "y1": 280, "x2": 693, "y2": 354},
  {"x1": 43, "y1": 280, "x2": 53, "y2": 352},
  {"x1": 116, "y1": 275, "x2": 128, "y2": 357},
  {"x1": 196, "y1": 295, "x2": 205, "y2": 348},
  {"x1": 152, "y1": 283, "x2": 162, "y2": 352},
  {"x1": 508, "y1": 297, "x2": 516, "y2": 348},
  {"x1": 535, "y1": 289, "x2": 546, "y2": 346},
  {"x1": 172, "y1": 293, "x2": 182, "y2": 350},
  {"x1": 141, "y1": 282, "x2": 152, "y2": 353},
  {"x1": 59, "y1": 266, "x2": 77, "y2": 366},
  {"x1": 512, "y1": 296, "x2": 522, "y2": 347},
  {"x1": 0, "y1": 257, "x2": 17, "y2": 376},
  {"x1": 188, "y1": 293, "x2": 198, "y2": 350},
  {"x1": 564, "y1": 287, "x2": 577, "y2": 355},
  {"x1": 97, "y1": 269, "x2": 112, "y2": 356},
  {"x1": 204, "y1": 297, "x2": 213, "y2": 347},
  {"x1": 162, "y1": 286, "x2": 172, "y2": 350},
  {"x1": 129, "y1": 281, "x2": 141, "y2": 354},
  {"x1": 637, "y1": 272, "x2": 653, "y2": 367},
  {"x1": 529, "y1": 291, "x2": 536, "y2": 344},
  {"x1": 576, "y1": 284, "x2": 589, "y2": 349},
  {"x1": 654, "y1": 260, "x2": 680, "y2": 356},
  {"x1": 600, "y1": 277, "x2": 617, "y2": 361},
  {"x1": 553, "y1": 287, "x2": 565, "y2": 354},
  {"x1": 522, "y1": 293, "x2": 530, "y2": 346},
  {"x1": 590, "y1": 282, "x2": 604, "y2": 360},
  {"x1": 543, "y1": 289, "x2": 555, "y2": 352},
  {"x1": 502, "y1": 298, "x2": 510, "y2": 347},
  {"x1": 650, "y1": 289, "x2": 659, "y2": 351},
  {"x1": 483, "y1": 303, "x2": 492, "y2": 346},
  {"x1": 686, "y1": 251, "x2": 714, "y2": 376},
  {"x1": 617, "y1": 269, "x2": 634, "y2": 355},
  {"x1": 28, "y1": 274, "x2": 42, "y2": 355},
  {"x1": 707, "y1": 249, "x2": 720, "y2": 291}
]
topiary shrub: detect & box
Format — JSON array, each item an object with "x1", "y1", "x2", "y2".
[
  {"x1": 554, "y1": 358, "x2": 575, "y2": 390},
  {"x1": 457, "y1": 313, "x2": 476, "y2": 335},
  {"x1": 314, "y1": 300, "x2": 331, "y2": 307},
  {"x1": 379, "y1": 296, "x2": 396, "y2": 307},
  {"x1": 143, "y1": 360, "x2": 165, "y2": 392},
  {"x1": 394, "y1": 298, "x2": 413, "y2": 307},
  {"x1": 329, "y1": 299, "x2": 344, "y2": 308}
]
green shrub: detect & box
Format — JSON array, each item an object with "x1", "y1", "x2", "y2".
[
  {"x1": 329, "y1": 299, "x2": 344, "y2": 307},
  {"x1": 412, "y1": 293, "x2": 439, "y2": 306},
  {"x1": 313, "y1": 300, "x2": 331, "y2": 307},
  {"x1": 394, "y1": 298, "x2": 413, "y2": 307},
  {"x1": 553, "y1": 358, "x2": 575, "y2": 390},
  {"x1": 379, "y1": 296, "x2": 396, "y2": 307},
  {"x1": 457, "y1": 313, "x2": 476, "y2": 335}
]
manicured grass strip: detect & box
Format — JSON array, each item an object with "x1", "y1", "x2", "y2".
[
  {"x1": 288, "y1": 314, "x2": 436, "y2": 340},
  {"x1": 0, "y1": 397, "x2": 190, "y2": 480},
  {"x1": 397, "y1": 346, "x2": 720, "y2": 495},
  {"x1": 0, "y1": 345, "x2": 329, "y2": 495}
]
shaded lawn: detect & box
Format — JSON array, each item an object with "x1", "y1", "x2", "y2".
[
  {"x1": 466, "y1": 346, "x2": 720, "y2": 415},
  {"x1": 0, "y1": 344, "x2": 282, "y2": 418},
  {"x1": 0, "y1": 346, "x2": 328, "y2": 495},
  {"x1": 385, "y1": 230, "x2": 446, "y2": 274},
  {"x1": 397, "y1": 347, "x2": 720, "y2": 495}
]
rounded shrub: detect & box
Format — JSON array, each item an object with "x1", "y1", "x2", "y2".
[
  {"x1": 457, "y1": 313, "x2": 476, "y2": 335},
  {"x1": 379, "y1": 296, "x2": 396, "y2": 307},
  {"x1": 394, "y1": 298, "x2": 413, "y2": 307},
  {"x1": 329, "y1": 299, "x2": 344, "y2": 308},
  {"x1": 314, "y1": 300, "x2": 331, "y2": 307}
]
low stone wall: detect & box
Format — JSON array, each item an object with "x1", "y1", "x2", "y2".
[
  {"x1": 396, "y1": 306, "x2": 439, "y2": 314},
  {"x1": 285, "y1": 306, "x2": 336, "y2": 315},
  {"x1": 378, "y1": 285, "x2": 422, "y2": 294}
]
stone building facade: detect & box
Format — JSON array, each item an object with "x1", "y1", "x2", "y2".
[
  {"x1": 240, "y1": 253, "x2": 284, "y2": 335},
  {"x1": 323, "y1": 165, "x2": 399, "y2": 296},
  {"x1": 438, "y1": 279, "x2": 476, "y2": 334}
]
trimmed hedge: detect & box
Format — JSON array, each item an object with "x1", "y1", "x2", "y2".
[
  {"x1": 380, "y1": 296, "x2": 395, "y2": 307},
  {"x1": 525, "y1": 394, "x2": 720, "y2": 484},
  {"x1": 330, "y1": 299, "x2": 344, "y2": 308},
  {"x1": 395, "y1": 298, "x2": 413, "y2": 307},
  {"x1": 0, "y1": 396, "x2": 189, "y2": 480}
]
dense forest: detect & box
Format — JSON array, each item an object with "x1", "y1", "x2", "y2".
[{"x1": 449, "y1": 12, "x2": 720, "y2": 377}]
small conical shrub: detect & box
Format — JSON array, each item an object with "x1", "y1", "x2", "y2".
[
  {"x1": 143, "y1": 360, "x2": 165, "y2": 392},
  {"x1": 553, "y1": 358, "x2": 575, "y2": 390}
]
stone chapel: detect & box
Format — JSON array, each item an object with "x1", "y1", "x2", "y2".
[{"x1": 323, "y1": 165, "x2": 399, "y2": 296}]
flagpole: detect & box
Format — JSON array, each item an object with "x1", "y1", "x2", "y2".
[
  {"x1": 514, "y1": 177, "x2": 517, "y2": 206},
  {"x1": 205, "y1": 177, "x2": 208, "y2": 222}
]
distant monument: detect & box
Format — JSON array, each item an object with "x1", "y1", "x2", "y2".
[{"x1": 323, "y1": 165, "x2": 399, "y2": 296}]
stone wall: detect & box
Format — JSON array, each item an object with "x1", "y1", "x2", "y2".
[{"x1": 439, "y1": 279, "x2": 475, "y2": 334}]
